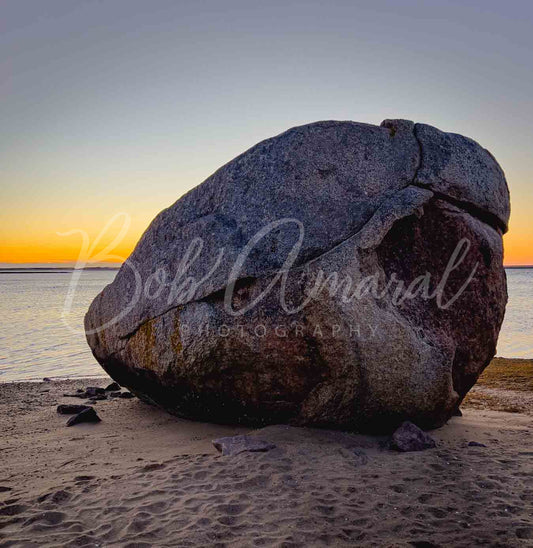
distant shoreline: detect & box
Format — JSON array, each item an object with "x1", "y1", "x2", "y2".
[
  {"x1": 0, "y1": 266, "x2": 120, "y2": 274},
  {"x1": 0, "y1": 265, "x2": 531, "y2": 272}
]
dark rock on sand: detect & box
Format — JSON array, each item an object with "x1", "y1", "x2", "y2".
[
  {"x1": 390, "y1": 421, "x2": 437, "y2": 452},
  {"x1": 468, "y1": 441, "x2": 487, "y2": 448},
  {"x1": 352, "y1": 448, "x2": 369, "y2": 465},
  {"x1": 64, "y1": 387, "x2": 109, "y2": 402},
  {"x1": 105, "y1": 382, "x2": 120, "y2": 392},
  {"x1": 85, "y1": 387, "x2": 105, "y2": 397},
  {"x1": 64, "y1": 387, "x2": 107, "y2": 400},
  {"x1": 88, "y1": 394, "x2": 108, "y2": 401},
  {"x1": 66, "y1": 408, "x2": 101, "y2": 427},
  {"x1": 118, "y1": 392, "x2": 134, "y2": 399},
  {"x1": 212, "y1": 435, "x2": 276, "y2": 456},
  {"x1": 57, "y1": 404, "x2": 91, "y2": 415},
  {"x1": 85, "y1": 119, "x2": 509, "y2": 432}
]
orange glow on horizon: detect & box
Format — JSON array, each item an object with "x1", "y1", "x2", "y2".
[{"x1": 1, "y1": 226, "x2": 531, "y2": 266}]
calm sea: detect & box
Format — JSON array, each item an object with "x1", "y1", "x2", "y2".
[{"x1": 0, "y1": 268, "x2": 531, "y2": 382}]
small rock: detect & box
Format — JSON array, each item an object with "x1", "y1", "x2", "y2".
[
  {"x1": 89, "y1": 394, "x2": 108, "y2": 401},
  {"x1": 105, "y1": 382, "x2": 120, "y2": 392},
  {"x1": 390, "y1": 421, "x2": 436, "y2": 452},
  {"x1": 468, "y1": 441, "x2": 487, "y2": 448},
  {"x1": 352, "y1": 448, "x2": 369, "y2": 465},
  {"x1": 118, "y1": 392, "x2": 134, "y2": 399},
  {"x1": 66, "y1": 408, "x2": 101, "y2": 426},
  {"x1": 212, "y1": 435, "x2": 276, "y2": 456},
  {"x1": 108, "y1": 391, "x2": 122, "y2": 398},
  {"x1": 85, "y1": 387, "x2": 105, "y2": 397},
  {"x1": 63, "y1": 393, "x2": 86, "y2": 399},
  {"x1": 42, "y1": 377, "x2": 51, "y2": 382},
  {"x1": 57, "y1": 404, "x2": 90, "y2": 415}
]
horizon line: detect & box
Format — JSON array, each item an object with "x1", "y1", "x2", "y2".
[{"x1": 1, "y1": 262, "x2": 533, "y2": 269}]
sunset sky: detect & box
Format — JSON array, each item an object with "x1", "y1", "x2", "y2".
[{"x1": 1, "y1": 0, "x2": 532, "y2": 265}]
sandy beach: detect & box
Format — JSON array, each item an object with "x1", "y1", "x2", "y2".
[{"x1": 1, "y1": 373, "x2": 532, "y2": 547}]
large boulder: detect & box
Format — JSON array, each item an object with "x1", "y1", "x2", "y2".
[{"x1": 85, "y1": 119, "x2": 509, "y2": 432}]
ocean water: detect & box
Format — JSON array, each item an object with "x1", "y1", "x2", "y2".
[
  {"x1": 0, "y1": 268, "x2": 531, "y2": 382},
  {"x1": 498, "y1": 269, "x2": 533, "y2": 359},
  {"x1": 0, "y1": 269, "x2": 117, "y2": 382}
]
